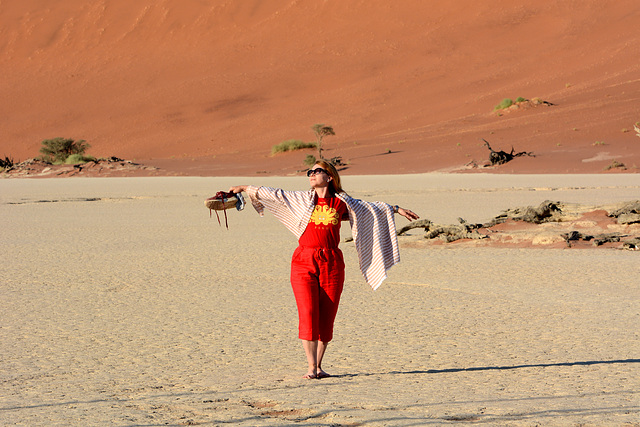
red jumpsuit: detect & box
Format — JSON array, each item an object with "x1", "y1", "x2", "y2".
[{"x1": 290, "y1": 197, "x2": 348, "y2": 342}]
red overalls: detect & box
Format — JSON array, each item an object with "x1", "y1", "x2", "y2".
[{"x1": 290, "y1": 197, "x2": 348, "y2": 342}]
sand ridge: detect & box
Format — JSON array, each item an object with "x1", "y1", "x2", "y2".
[{"x1": 1, "y1": 1, "x2": 640, "y2": 175}]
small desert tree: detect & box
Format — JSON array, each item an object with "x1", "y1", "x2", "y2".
[
  {"x1": 39, "y1": 138, "x2": 90, "y2": 164},
  {"x1": 311, "y1": 124, "x2": 335, "y2": 160},
  {"x1": 0, "y1": 156, "x2": 14, "y2": 170}
]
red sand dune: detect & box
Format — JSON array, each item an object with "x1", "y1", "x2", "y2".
[{"x1": 2, "y1": 1, "x2": 639, "y2": 176}]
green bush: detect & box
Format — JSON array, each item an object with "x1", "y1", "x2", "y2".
[
  {"x1": 64, "y1": 154, "x2": 97, "y2": 165},
  {"x1": 271, "y1": 139, "x2": 316, "y2": 155},
  {"x1": 39, "y1": 138, "x2": 90, "y2": 163},
  {"x1": 0, "y1": 156, "x2": 14, "y2": 170},
  {"x1": 515, "y1": 96, "x2": 527, "y2": 103},
  {"x1": 493, "y1": 98, "x2": 514, "y2": 111},
  {"x1": 304, "y1": 154, "x2": 317, "y2": 167}
]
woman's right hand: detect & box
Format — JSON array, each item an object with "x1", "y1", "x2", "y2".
[{"x1": 228, "y1": 185, "x2": 248, "y2": 194}]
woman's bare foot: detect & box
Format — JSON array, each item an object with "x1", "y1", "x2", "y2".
[
  {"x1": 302, "y1": 371, "x2": 317, "y2": 379},
  {"x1": 316, "y1": 369, "x2": 331, "y2": 379}
]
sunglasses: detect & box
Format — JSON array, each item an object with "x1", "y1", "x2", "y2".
[{"x1": 307, "y1": 167, "x2": 328, "y2": 177}]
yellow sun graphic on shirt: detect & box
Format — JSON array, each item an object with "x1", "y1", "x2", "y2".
[{"x1": 309, "y1": 205, "x2": 339, "y2": 226}]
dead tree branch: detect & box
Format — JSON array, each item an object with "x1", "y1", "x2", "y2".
[{"x1": 482, "y1": 139, "x2": 535, "y2": 166}]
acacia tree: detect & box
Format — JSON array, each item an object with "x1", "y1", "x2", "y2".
[{"x1": 311, "y1": 124, "x2": 335, "y2": 160}]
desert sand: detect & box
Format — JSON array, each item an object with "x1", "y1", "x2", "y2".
[
  {"x1": 2, "y1": 1, "x2": 640, "y2": 175},
  {"x1": 2, "y1": 174, "x2": 639, "y2": 426}
]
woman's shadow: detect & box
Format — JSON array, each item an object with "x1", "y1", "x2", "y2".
[{"x1": 332, "y1": 358, "x2": 640, "y2": 378}]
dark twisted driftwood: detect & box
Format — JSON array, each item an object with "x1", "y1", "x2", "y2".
[
  {"x1": 397, "y1": 218, "x2": 487, "y2": 243},
  {"x1": 482, "y1": 139, "x2": 535, "y2": 166},
  {"x1": 397, "y1": 201, "x2": 563, "y2": 243},
  {"x1": 561, "y1": 231, "x2": 625, "y2": 248},
  {"x1": 486, "y1": 200, "x2": 563, "y2": 226},
  {"x1": 560, "y1": 202, "x2": 640, "y2": 248},
  {"x1": 397, "y1": 201, "x2": 562, "y2": 238},
  {"x1": 622, "y1": 237, "x2": 640, "y2": 250},
  {"x1": 395, "y1": 200, "x2": 640, "y2": 248},
  {"x1": 397, "y1": 219, "x2": 432, "y2": 235},
  {"x1": 608, "y1": 200, "x2": 640, "y2": 224}
]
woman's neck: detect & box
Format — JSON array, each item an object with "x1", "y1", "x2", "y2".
[{"x1": 315, "y1": 187, "x2": 333, "y2": 198}]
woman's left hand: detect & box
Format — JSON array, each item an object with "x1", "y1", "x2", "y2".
[{"x1": 398, "y1": 207, "x2": 419, "y2": 221}]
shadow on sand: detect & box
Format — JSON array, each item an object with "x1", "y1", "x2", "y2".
[{"x1": 334, "y1": 358, "x2": 640, "y2": 378}]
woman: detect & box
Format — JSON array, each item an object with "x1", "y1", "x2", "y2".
[{"x1": 229, "y1": 160, "x2": 418, "y2": 379}]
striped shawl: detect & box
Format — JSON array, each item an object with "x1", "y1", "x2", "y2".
[{"x1": 246, "y1": 186, "x2": 400, "y2": 290}]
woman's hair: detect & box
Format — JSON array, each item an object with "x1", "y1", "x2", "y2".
[{"x1": 314, "y1": 160, "x2": 344, "y2": 194}]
